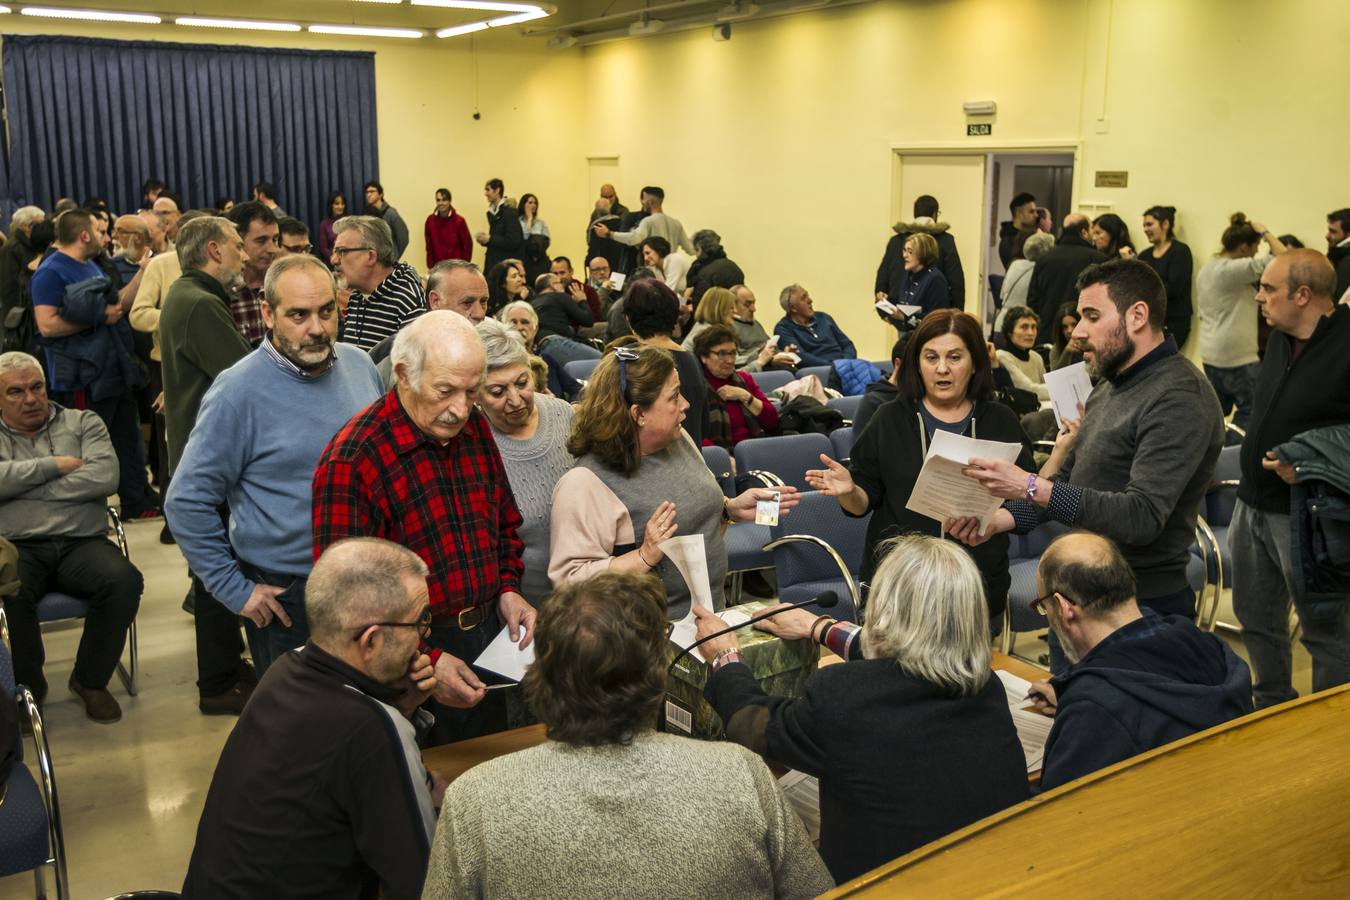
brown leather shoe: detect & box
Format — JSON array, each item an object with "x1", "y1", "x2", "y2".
[
  {"x1": 68, "y1": 674, "x2": 123, "y2": 723},
  {"x1": 199, "y1": 679, "x2": 254, "y2": 716}
]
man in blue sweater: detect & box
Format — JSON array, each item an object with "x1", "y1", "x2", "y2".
[
  {"x1": 772, "y1": 284, "x2": 857, "y2": 367},
  {"x1": 166, "y1": 255, "x2": 384, "y2": 676},
  {"x1": 1030, "y1": 531, "x2": 1252, "y2": 791}
]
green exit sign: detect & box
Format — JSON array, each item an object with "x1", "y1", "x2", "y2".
[{"x1": 967, "y1": 123, "x2": 992, "y2": 136}]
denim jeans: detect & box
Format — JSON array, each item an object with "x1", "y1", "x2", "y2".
[
  {"x1": 238, "y1": 562, "x2": 310, "y2": 679},
  {"x1": 537, "y1": 334, "x2": 601, "y2": 367},
  {"x1": 1230, "y1": 500, "x2": 1350, "y2": 708},
  {"x1": 1203, "y1": 362, "x2": 1260, "y2": 436}
]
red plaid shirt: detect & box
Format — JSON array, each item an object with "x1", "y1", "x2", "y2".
[
  {"x1": 311, "y1": 391, "x2": 524, "y2": 626},
  {"x1": 230, "y1": 284, "x2": 268, "y2": 346}
]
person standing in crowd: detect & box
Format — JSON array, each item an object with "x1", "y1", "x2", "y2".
[
  {"x1": 996, "y1": 306, "x2": 1049, "y2": 401},
  {"x1": 999, "y1": 231, "x2": 1055, "y2": 313},
  {"x1": 425, "y1": 188, "x2": 472, "y2": 268},
  {"x1": 548, "y1": 347, "x2": 797, "y2": 621},
  {"x1": 877, "y1": 195, "x2": 966, "y2": 310},
  {"x1": 685, "y1": 229, "x2": 745, "y2": 306},
  {"x1": 29, "y1": 208, "x2": 158, "y2": 519},
  {"x1": 1029, "y1": 531, "x2": 1251, "y2": 790},
  {"x1": 952, "y1": 259, "x2": 1223, "y2": 633},
  {"x1": 592, "y1": 185, "x2": 695, "y2": 256},
  {"x1": 621, "y1": 278, "x2": 709, "y2": 444},
  {"x1": 423, "y1": 571, "x2": 832, "y2": 900},
  {"x1": 142, "y1": 178, "x2": 166, "y2": 208},
  {"x1": 1196, "y1": 214, "x2": 1287, "y2": 434},
  {"x1": 153, "y1": 194, "x2": 183, "y2": 245},
  {"x1": 773, "y1": 283, "x2": 857, "y2": 367},
  {"x1": 695, "y1": 324, "x2": 780, "y2": 449},
  {"x1": 363, "y1": 181, "x2": 409, "y2": 260},
  {"x1": 1091, "y1": 213, "x2": 1136, "y2": 260},
  {"x1": 166, "y1": 256, "x2": 383, "y2": 677},
  {"x1": 275, "y1": 218, "x2": 312, "y2": 259},
  {"x1": 158, "y1": 216, "x2": 257, "y2": 714},
  {"x1": 1028, "y1": 213, "x2": 1108, "y2": 344},
  {"x1": 331, "y1": 215, "x2": 426, "y2": 351},
  {"x1": 475, "y1": 318, "x2": 574, "y2": 606},
  {"x1": 0, "y1": 351, "x2": 143, "y2": 723},
  {"x1": 1325, "y1": 208, "x2": 1350, "y2": 299},
  {"x1": 586, "y1": 186, "x2": 628, "y2": 275},
  {"x1": 313, "y1": 311, "x2": 533, "y2": 744},
  {"x1": 517, "y1": 192, "x2": 552, "y2": 285},
  {"x1": 183, "y1": 538, "x2": 440, "y2": 900},
  {"x1": 317, "y1": 192, "x2": 346, "y2": 262},
  {"x1": 223, "y1": 201, "x2": 279, "y2": 347},
  {"x1": 477, "y1": 178, "x2": 525, "y2": 274},
  {"x1": 807, "y1": 310, "x2": 1033, "y2": 620},
  {"x1": 0, "y1": 206, "x2": 45, "y2": 322},
  {"x1": 251, "y1": 181, "x2": 285, "y2": 217},
  {"x1": 1232, "y1": 249, "x2": 1350, "y2": 708},
  {"x1": 696, "y1": 535, "x2": 1028, "y2": 884},
  {"x1": 998, "y1": 192, "x2": 1038, "y2": 268},
  {"x1": 1137, "y1": 205, "x2": 1195, "y2": 347}
]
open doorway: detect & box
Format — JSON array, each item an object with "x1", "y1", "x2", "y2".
[{"x1": 985, "y1": 152, "x2": 1076, "y2": 326}]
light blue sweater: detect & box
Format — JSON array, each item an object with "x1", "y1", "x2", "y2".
[{"x1": 165, "y1": 341, "x2": 383, "y2": 612}]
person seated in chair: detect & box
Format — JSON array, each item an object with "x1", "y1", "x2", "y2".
[
  {"x1": 773, "y1": 284, "x2": 857, "y2": 367},
  {"x1": 0, "y1": 350, "x2": 142, "y2": 722},
  {"x1": 1028, "y1": 531, "x2": 1253, "y2": 791}
]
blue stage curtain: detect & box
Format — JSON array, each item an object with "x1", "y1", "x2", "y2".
[{"x1": 1, "y1": 34, "x2": 378, "y2": 234}]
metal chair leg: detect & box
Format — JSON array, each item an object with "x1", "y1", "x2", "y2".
[
  {"x1": 23, "y1": 687, "x2": 69, "y2": 900},
  {"x1": 116, "y1": 619, "x2": 139, "y2": 696}
]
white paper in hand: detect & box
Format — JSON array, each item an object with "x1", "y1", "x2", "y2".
[
  {"x1": 473, "y1": 625, "x2": 535, "y2": 682},
  {"x1": 609, "y1": 271, "x2": 626, "y2": 290},
  {"x1": 875, "y1": 299, "x2": 899, "y2": 316},
  {"x1": 659, "y1": 534, "x2": 714, "y2": 612},
  {"x1": 668, "y1": 608, "x2": 750, "y2": 663},
  {"x1": 906, "y1": 430, "x2": 1023, "y2": 530},
  {"x1": 1043, "y1": 362, "x2": 1093, "y2": 429}
]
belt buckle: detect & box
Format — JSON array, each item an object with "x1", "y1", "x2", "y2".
[{"x1": 457, "y1": 605, "x2": 484, "y2": 631}]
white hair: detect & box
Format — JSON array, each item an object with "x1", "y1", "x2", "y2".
[
  {"x1": 0, "y1": 351, "x2": 43, "y2": 377},
  {"x1": 778, "y1": 284, "x2": 803, "y2": 311},
  {"x1": 390, "y1": 309, "x2": 483, "y2": 389},
  {"x1": 497, "y1": 299, "x2": 537, "y2": 327},
  {"x1": 10, "y1": 206, "x2": 45, "y2": 231},
  {"x1": 1023, "y1": 231, "x2": 1056, "y2": 263},
  {"x1": 476, "y1": 317, "x2": 530, "y2": 372},
  {"x1": 306, "y1": 538, "x2": 429, "y2": 643},
  {"x1": 862, "y1": 534, "x2": 991, "y2": 695}
]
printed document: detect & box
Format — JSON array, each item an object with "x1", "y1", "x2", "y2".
[
  {"x1": 905, "y1": 430, "x2": 1022, "y2": 530},
  {"x1": 1043, "y1": 362, "x2": 1094, "y2": 429}
]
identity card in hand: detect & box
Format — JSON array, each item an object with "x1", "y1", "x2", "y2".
[
  {"x1": 755, "y1": 492, "x2": 781, "y2": 526},
  {"x1": 906, "y1": 430, "x2": 1023, "y2": 531},
  {"x1": 1043, "y1": 362, "x2": 1094, "y2": 429}
]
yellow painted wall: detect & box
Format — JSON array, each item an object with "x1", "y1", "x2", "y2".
[
  {"x1": 0, "y1": 21, "x2": 592, "y2": 273},
  {"x1": 578, "y1": 0, "x2": 1350, "y2": 359}
]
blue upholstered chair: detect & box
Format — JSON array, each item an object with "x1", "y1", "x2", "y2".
[
  {"x1": 764, "y1": 491, "x2": 870, "y2": 622},
  {"x1": 825, "y1": 395, "x2": 862, "y2": 424},
  {"x1": 829, "y1": 427, "x2": 854, "y2": 464},
  {"x1": 733, "y1": 433, "x2": 832, "y2": 492}
]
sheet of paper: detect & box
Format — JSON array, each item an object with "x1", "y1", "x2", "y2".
[
  {"x1": 1010, "y1": 707, "x2": 1052, "y2": 773},
  {"x1": 668, "y1": 608, "x2": 750, "y2": 663},
  {"x1": 994, "y1": 669, "x2": 1035, "y2": 708},
  {"x1": 1043, "y1": 361, "x2": 1093, "y2": 430},
  {"x1": 660, "y1": 534, "x2": 714, "y2": 613},
  {"x1": 777, "y1": 770, "x2": 821, "y2": 842},
  {"x1": 875, "y1": 299, "x2": 898, "y2": 316},
  {"x1": 609, "y1": 271, "x2": 626, "y2": 290},
  {"x1": 906, "y1": 431, "x2": 1023, "y2": 530},
  {"x1": 472, "y1": 625, "x2": 535, "y2": 683},
  {"x1": 897, "y1": 304, "x2": 922, "y2": 318}
]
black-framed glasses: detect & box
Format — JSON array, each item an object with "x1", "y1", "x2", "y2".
[
  {"x1": 333, "y1": 246, "x2": 372, "y2": 257},
  {"x1": 1030, "y1": 591, "x2": 1075, "y2": 616},
  {"x1": 285, "y1": 243, "x2": 314, "y2": 255},
  {"x1": 614, "y1": 346, "x2": 640, "y2": 396},
  {"x1": 707, "y1": 349, "x2": 737, "y2": 360},
  {"x1": 352, "y1": 607, "x2": 432, "y2": 642}
]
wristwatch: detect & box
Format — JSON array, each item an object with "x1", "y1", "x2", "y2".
[{"x1": 1026, "y1": 473, "x2": 1039, "y2": 502}]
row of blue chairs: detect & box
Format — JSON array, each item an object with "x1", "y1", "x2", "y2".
[{"x1": 562, "y1": 357, "x2": 893, "y2": 401}]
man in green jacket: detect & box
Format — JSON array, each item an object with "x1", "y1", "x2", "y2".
[{"x1": 159, "y1": 216, "x2": 254, "y2": 716}]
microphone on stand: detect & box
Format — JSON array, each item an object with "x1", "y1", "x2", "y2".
[{"x1": 667, "y1": 591, "x2": 840, "y2": 674}]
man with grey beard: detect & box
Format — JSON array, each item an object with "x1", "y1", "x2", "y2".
[
  {"x1": 950, "y1": 259, "x2": 1223, "y2": 660},
  {"x1": 166, "y1": 255, "x2": 383, "y2": 677}
]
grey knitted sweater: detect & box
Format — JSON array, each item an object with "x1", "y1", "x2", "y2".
[
  {"x1": 422, "y1": 731, "x2": 833, "y2": 899},
  {"x1": 488, "y1": 395, "x2": 575, "y2": 605}
]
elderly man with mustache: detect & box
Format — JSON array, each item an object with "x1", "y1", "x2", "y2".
[
  {"x1": 312, "y1": 309, "x2": 533, "y2": 745},
  {"x1": 166, "y1": 255, "x2": 384, "y2": 678}
]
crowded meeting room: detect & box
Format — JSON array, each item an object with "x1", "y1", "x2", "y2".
[{"x1": 2, "y1": 0, "x2": 1349, "y2": 897}]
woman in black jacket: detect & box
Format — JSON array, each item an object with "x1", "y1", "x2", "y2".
[
  {"x1": 807, "y1": 309, "x2": 1033, "y2": 618},
  {"x1": 694, "y1": 533, "x2": 1029, "y2": 884},
  {"x1": 1138, "y1": 205, "x2": 1194, "y2": 347}
]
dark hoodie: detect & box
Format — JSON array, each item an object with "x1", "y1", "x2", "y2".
[
  {"x1": 876, "y1": 219, "x2": 965, "y2": 308},
  {"x1": 852, "y1": 378, "x2": 897, "y2": 437},
  {"x1": 1039, "y1": 611, "x2": 1253, "y2": 791}
]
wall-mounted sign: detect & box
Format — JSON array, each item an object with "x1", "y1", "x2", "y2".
[
  {"x1": 967, "y1": 123, "x2": 993, "y2": 137},
  {"x1": 1095, "y1": 170, "x2": 1129, "y2": 188}
]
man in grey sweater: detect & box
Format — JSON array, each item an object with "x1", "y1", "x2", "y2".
[
  {"x1": 0, "y1": 351, "x2": 142, "y2": 722},
  {"x1": 953, "y1": 259, "x2": 1223, "y2": 629},
  {"x1": 423, "y1": 572, "x2": 833, "y2": 900}
]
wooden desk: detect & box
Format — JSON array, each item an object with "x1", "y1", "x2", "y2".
[
  {"x1": 825, "y1": 684, "x2": 1350, "y2": 898},
  {"x1": 423, "y1": 652, "x2": 1047, "y2": 784}
]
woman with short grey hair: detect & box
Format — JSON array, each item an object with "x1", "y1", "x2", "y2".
[
  {"x1": 694, "y1": 533, "x2": 1029, "y2": 884},
  {"x1": 474, "y1": 318, "x2": 575, "y2": 607}
]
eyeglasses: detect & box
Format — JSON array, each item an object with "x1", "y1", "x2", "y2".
[
  {"x1": 352, "y1": 607, "x2": 432, "y2": 642},
  {"x1": 707, "y1": 349, "x2": 737, "y2": 360},
  {"x1": 333, "y1": 246, "x2": 372, "y2": 257},
  {"x1": 1030, "y1": 591, "x2": 1076, "y2": 616},
  {"x1": 284, "y1": 244, "x2": 314, "y2": 255},
  {"x1": 614, "y1": 346, "x2": 640, "y2": 396}
]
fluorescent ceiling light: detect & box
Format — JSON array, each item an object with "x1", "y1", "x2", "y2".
[
  {"x1": 309, "y1": 24, "x2": 425, "y2": 38},
  {"x1": 0, "y1": 6, "x2": 11, "y2": 12},
  {"x1": 435, "y1": 21, "x2": 488, "y2": 38},
  {"x1": 349, "y1": 0, "x2": 402, "y2": 3},
  {"x1": 488, "y1": 8, "x2": 547, "y2": 26},
  {"x1": 413, "y1": 0, "x2": 539, "y2": 11},
  {"x1": 21, "y1": 6, "x2": 161, "y2": 22},
  {"x1": 176, "y1": 16, "x2": 301, "y2": 32}
]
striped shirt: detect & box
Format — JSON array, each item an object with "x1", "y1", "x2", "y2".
[{"x1": 341, "y1": 261, "x2": 427, "y2": 351}]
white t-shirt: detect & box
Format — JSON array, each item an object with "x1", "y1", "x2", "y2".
[{"x1": 1196, "y1": 255, "x2": 1269, "y2": 368}]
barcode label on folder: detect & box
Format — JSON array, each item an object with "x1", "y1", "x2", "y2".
[{"x1": 665, "y1": 700, "x2": 692, "y2": 735}]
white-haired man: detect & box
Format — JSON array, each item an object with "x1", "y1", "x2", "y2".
[{"x1": 313, "y1": 311, "x2": 533, "y2": 744}]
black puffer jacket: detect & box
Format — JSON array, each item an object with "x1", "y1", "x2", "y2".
[{"x1": 1274, "y1": 423, "x2": 1350, "y2": 625}]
